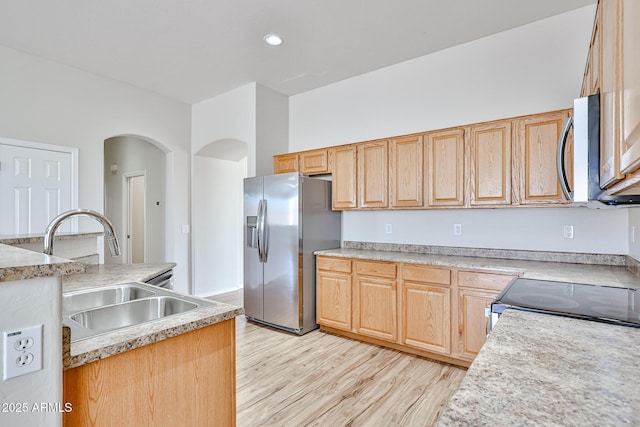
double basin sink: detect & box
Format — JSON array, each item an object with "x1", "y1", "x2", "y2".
[{"x1": 63, "y1": 282, "x2": 212, "y2": 341}]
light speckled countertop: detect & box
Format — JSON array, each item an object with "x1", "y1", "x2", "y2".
[
  {"x1": 0, "y1": 231, "x2": 102, "y2": 245},
  {"x1": 315, "y1": 248, "x2": 640, "y2": 288},
  {"x1": 61, "y1": 263, "x2": 244, "y2": 369},
  {"x1": 437, "y1": 309, "x2": 640, "y2": 426},
  {"x1": 0, "y1": 243, "x2": 84, "y2": 281}
]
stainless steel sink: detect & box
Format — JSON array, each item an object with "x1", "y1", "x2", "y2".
[
  {"x1": 70, "y1": 296, "x2": 198, "y2": 330},
  {"x1": 63, "y1": 282, "x2": 212, "y2": 341},
  {"x1": 63, "y1": 283, "x2": 156, "y2": 313}
]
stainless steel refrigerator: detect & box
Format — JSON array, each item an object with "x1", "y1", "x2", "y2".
[{"x1": 243, "y1": 172, "x2": 341, "y2": 335}]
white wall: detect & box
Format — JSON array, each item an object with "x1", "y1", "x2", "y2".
[
  {"x1": 191, "y1": 84, "x2": 257, "y2": 295},
  {"x1": 192, "y1": 156, "x2": 246, "y2": 297},
  {"x1": 290, "y1": 6, "x2": 596, "y2": 149},
  {"x1": 344, "y1": 208, "x2": 628, "y2": 255},
  {"x1": 191, "y1": 84, "x2": 257, "y2": 175},
  {"x1": 0, "y1": 277, "x2": 63, "y2": 427},
  {"x1": 628, "y1": 208, "x2": 640, "y2": 260},
  {"x1": 287, "y1": 6, "x2": 627, "y2": 255},
  {"x1": 256, "y1": 84, "x2": 289, "y2": 176},
  {"x1": 0, "y1": 45, "x2": 192, "y2": 290}
]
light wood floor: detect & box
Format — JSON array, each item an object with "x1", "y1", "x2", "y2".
[{"x1": 208, "y1": 290, "x2": 466, "y2": 427}]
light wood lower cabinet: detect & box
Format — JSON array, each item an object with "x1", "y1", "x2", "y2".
[
  {"x1": 400, "y1": 264, "x2": 451, "y2": 354},
  {"x1": 354, "y1": 260, "x2": 397, "y2": 342},
  {"x1": 316, "y1": 256, "x2": 517, "y2": 367},
  {"x1": 316, "y1": 257, "x2": 352, "y2": 331},
  {"x1": 455, "y1": 287, "x2": 500, "y2": 361},
  {"x1": 63, "y1": 319, "x2": 236, "y2": 427},
  {"x1": 454, "y1": 270, "x2": 515, "y2": 362}
]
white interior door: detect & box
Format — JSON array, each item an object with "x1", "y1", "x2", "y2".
[
  {"x1": 126, "y1": 174, "x2": 145, "y2": 263},
  {"x1": 0, "y1": 143, "x2": 73, "y2": 235}
]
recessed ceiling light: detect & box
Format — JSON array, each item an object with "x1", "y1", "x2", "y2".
[{"x1": 264, "y1": 34, "x2": 283, "y2": 46}]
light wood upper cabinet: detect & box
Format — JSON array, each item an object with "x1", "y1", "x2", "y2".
[
  {"x1": 619, "y1": 0, "x2": 640, "y2": 174},
  {"x1": 316, "y1": 256, "x2": 352, "y2": 331},
  {"x1": 469, "y1": 121, "x2": 512, "y2": 206},
  {"x1": 600, "y1": 0, "x2": 624, "y2": 187},
  {"x1": 273, "y1": 153, "x2": 298, "y2": 174},
  {"x1": 354, "y1": 260, "x2": 397, "y2": 342},
  {"x1": 330, "y1": 145, "x2": 358, "y2": 209},
  {"x1": 582, "y1": 8, "x2": 600, "y2": 97},
  {"x1": 400, "y1": 264, "x2": 451, "y2": 355},
  {"x1": 358, "y1": 140, "x2": 389, "y2": 208},
  {"x1": 389, "y1": 135, "x2": 423, "y2": 208},
  {"x1": 426, "y1": 128, "x2": 465, "y2": 207},
  {"x1": 299, "y1": 149, "x2": 329, "y2": 175},
  {"x1": 515, "y1": 111, "x2": 571, "y2": 205}
]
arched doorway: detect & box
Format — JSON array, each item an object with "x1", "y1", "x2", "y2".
[
  {"x1": 104, "y1": 135, "x2": 168, "y2": 265},
  {"x1": 192, "y1": 138, "x2": 248, "y2": 297}
]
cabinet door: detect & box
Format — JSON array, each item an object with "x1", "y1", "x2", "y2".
[
  {"x1": 426, "y1": 128, "x2": 465, "y2": 207},
  {"x1": 515, "y1": 111, "x2": 571, "y2": 204},
  {"x1": 358, "y1": 140, "x2": 389, "y2": 208},
  {"x1": 389, "y1": 135, "x2": 423, "y2": 208},
  {"x1": 590, "y1": 14, "x2": 600, "y2": 95},
  {"x1": 456, "y1": 288, "x2": 498, "y2": 361},
  {"x1": 355, "y1": 275, "x2": 397, "y2": 342},
  {"x1": 331, "y1": 145, "x2": 357, "y2": 209},
  {"x1": 299, "y1": 149, "x2": 329, "y2": 175},
  {"x1": 273, "y1": 154, "x2": 298, "y2": 174},
  {"x1": 401, "y1": 282, "x2": 450, "y2": 354},
  {"x1": 317, "y1": 270, "x2": 352, "y2": 331},
  {"x1": 600, "y1": 0, "x2": 624, "y2": 186},
  {"x1": 469, "y1": 122, "x2": 512, "y2": 206},
  {"x1": 619, "y1": 0, "x2": 640, "y2": 174}
]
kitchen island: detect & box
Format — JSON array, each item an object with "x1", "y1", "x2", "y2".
[
  {"x1": 437, "y1": 309, "x2": 640, "y2": 425},
  {"x1": 0, "y1": 243, "x2": 243, "y2": 427},
  {"x1": 60, "y1": 263, "x2": 243, "y2": 427}
]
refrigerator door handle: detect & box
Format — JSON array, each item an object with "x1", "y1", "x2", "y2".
[
  {"x1": 256, "y1": 200, "x2": 264, "y2": 263},
  {"x1": 259, "y1": 199, "x2": 268, "y2": 262}
]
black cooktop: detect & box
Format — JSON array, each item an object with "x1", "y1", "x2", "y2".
[{"x1": 492, "y1": 278, "x2": 640, "y2": 328}]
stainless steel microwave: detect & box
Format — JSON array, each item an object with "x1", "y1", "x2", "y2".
[{"x1": 557, "y1": 95, "x2": 640, "y2": 206}]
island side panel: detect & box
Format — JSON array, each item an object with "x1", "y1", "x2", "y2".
[{"x1": 63, "y1": 318, "x2": 236, "y2": 427}]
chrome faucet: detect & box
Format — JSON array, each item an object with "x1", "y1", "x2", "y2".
[{"x1": 43, "y1": 209, "x2": 121, "y2": 256}]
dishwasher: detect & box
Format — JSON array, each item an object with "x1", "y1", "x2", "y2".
[{"x1": 145, "y1": 269, "x2": 174, "y2": 289}]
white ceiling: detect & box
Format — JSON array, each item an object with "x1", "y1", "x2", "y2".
[{"x1": 0, "y1": 0, "x2": 596, "y2": 104}]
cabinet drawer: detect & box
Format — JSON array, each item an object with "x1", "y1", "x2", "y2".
[
  {"x1": 401, "y1": 264, "x2": 450, "y2": 285},
  {"x1": 457, "y1": 271, "x2": 515, "y2": 291},
  {"x1": 354, "y1": 260, "x2": 397, "y2": 279},
  {"x1": 317, "y1": 256, "x2": 351, "y2": 273}
]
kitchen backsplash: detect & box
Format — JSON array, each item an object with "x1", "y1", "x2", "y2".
[{"x1": 342, "y1": 241, "x2": 628, "y2": 267}]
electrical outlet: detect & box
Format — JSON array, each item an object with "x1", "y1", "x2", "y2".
[
  {"x1": 563, "y1": 225, "x2": 574, "y2": 239},
  {"x1": 3, "y1": 324, "x2": 43, "y2": 380},
  {"x1": 385, "y1": 223, "x2": 392, "y2": 234},
  {"x1": 453, "y1": 223, "x2": 462, "y2": 236}
]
